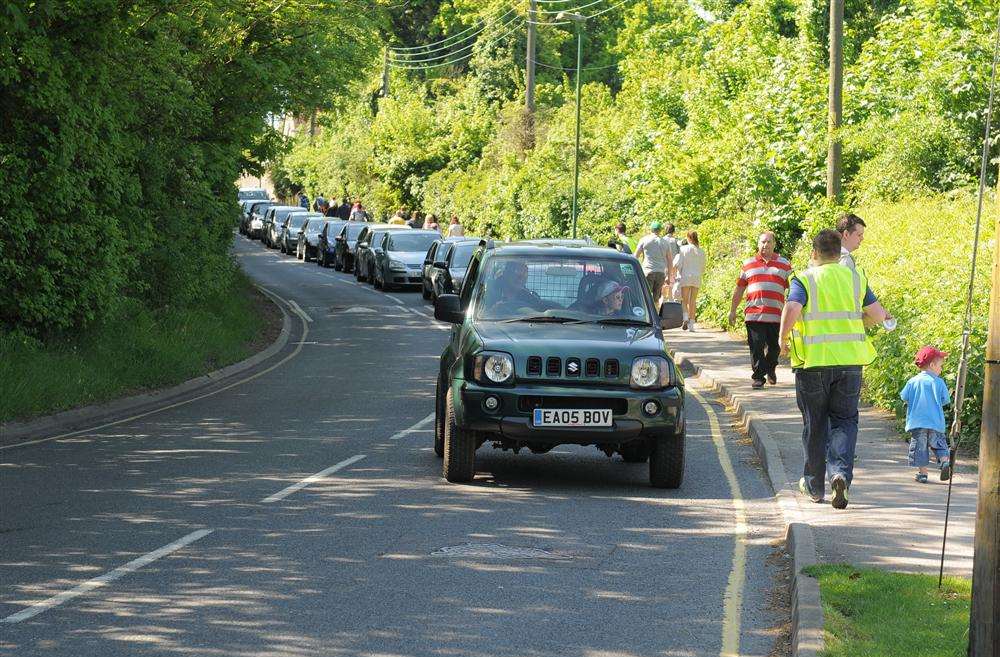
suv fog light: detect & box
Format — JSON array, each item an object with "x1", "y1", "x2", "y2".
[
  {"x1": 642, "y1": 400, "x2": 661, "y2": 417},
  {"x1": 483, "y1": 395, "x2": 501, "y2": 413}
]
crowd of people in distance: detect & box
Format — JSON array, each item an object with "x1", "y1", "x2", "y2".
[{"x1": 296, "y1": 190, "x2": 468, "y2": 238}]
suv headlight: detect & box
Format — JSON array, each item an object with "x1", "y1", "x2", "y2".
[
  {"x1": 472, "y1": 351, "x2": 514, "y2": 386},
  {"x1": 389, "y1": 259, "x2": 407, "y2": 271},
  {"x1": 630, "y1": 356, "x2": 673, "y2": 389}
]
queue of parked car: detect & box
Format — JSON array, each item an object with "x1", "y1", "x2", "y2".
[{"x1": 237, "y1": 187, "x2": 688, "y2": 490}]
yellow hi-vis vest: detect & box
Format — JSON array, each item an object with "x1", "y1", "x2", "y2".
[{"x1": 789, "y1": 263, "x2": 877, "y2": 369}]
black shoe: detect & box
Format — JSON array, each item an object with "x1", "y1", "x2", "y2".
[
  {"x1": 751, "y1": 379, "x2": 765, "y2": 389},
  {"x1": 940, "y1": 463, "x2": 951, "y2": 481},
  {"x1": 831, "y1": 475, "x2": 849, "y2": 509},
  {"x1": 767, "y1": 372, "x2": 777, "y2": 385}
]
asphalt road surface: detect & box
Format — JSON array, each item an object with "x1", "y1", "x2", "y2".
[{"x1": 1, "y1": 235, "x2": 787, "y2": 657}]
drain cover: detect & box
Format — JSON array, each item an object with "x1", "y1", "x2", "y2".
[{"x1": 432, "y1": 543, "x2": 563, "y2": 559}]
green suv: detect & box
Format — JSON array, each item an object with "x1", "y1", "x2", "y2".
[{"x1": 433, "y1": 241, "x2": 686, "y2": 488}]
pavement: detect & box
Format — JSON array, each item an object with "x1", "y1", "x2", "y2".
[
  {"x1": 0, "y1": 236, "x2": 790, "y2": 657},
  {"x1": 669, "y1": 326, "x2": 978, "y2": 577}
]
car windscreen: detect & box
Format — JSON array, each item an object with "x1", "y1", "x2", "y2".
[
  {"x1": 251, "y1": 202, "x2": 273, "y2": 215},
  {"x1": 305, "y1": 218, "x2": 328, "y2": 235},
  {"x1": 344, "y1": 224, "x2": 366, "y2": 240},
  {"x1": 287, "y1": 213, "x2": 310, "y2": 229},
  {"x1": 436, "y1": 243, "x2": 454, "y2": 262},
  {"x1": 239, "y1": 189, "x2": 269, "y2": 200},
  {"x1": 387, "y1": 233, "x2": 437, "y2": 252},
  {"x1": 450, "y1": 243, "x2": 478, "y2": 268},
  {"x1": 473, "y1": 255, "x2": 651, "y2": 324}
]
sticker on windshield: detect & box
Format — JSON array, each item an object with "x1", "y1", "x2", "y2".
[
  {"x1": 632, "y1": 306, "x2": 645, "y2": 317},
  {"x1": 622, "y1": 264, "x2": 635, "y2": 275}
]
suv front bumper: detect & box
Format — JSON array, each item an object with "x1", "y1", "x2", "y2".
[{"x1": 456, "y1": 381, "x2": 684, "y2": 445}]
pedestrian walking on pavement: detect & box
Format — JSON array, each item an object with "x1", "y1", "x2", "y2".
[
  {"x1": 349, "y1": 201, "x2": 367, "y2": 222},
  {"x1": 611, "y1": 222, "x2": 636, "y2": 254},
  {"x1": 297, "y1": 191, "x2": 310, "y2": 210},
  {"x1": 425, "y1": 214, "x2": 440, "y2": 232},
  {"x1": 662, "y1": 224, "x2": 681, "y2": 301},
  {"x1": 836, "y1": 213, "x2": 865, "y2": 270},
  {"x1": 447, "y1": 214, "x2": 465, "y2": 237},
  {"x1": 338, "y1": 197, "x2": 351, "y2": 220},
  {"x1": 634, "y1": 222, "x2": 672, "y2": 308},
  {"x1": 728, "y1": 231, "x2": 791, "y2": 388},
  {"x1": 779, "y1": 229, "x2": 892, "y2": 510},
  {"x1": 900, "y1": 346, "x2": 952, "y2": 483},
  {"x1": 673, "y1": 230, "x2": 706, "y2": 331}
]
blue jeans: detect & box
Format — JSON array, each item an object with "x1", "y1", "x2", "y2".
[
  {"x1": 908, "y1": 428, "x2": 950, "y2": 468},
  {"x1": 795, "y1": 366, "x2": 863, "y2": 498}
]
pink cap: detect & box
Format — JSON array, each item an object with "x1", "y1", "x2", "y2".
[{"x1": 914, "y1": 346, "x2": 948, "y2": 368}]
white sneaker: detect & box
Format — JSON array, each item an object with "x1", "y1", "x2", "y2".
[{"x1": 688, "y1": 321, "x2": 697, "y2": 332}]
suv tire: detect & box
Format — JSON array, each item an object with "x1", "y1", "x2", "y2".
[
  {"x1": 443, "y1": 393, "x2": 475, "y2": 483},
  {"x1": 649, "y1": 430, "x2": 684, "y2": 488},
  {"x1": 433, "y1": 379, "x2": 445, "y2": 457}
]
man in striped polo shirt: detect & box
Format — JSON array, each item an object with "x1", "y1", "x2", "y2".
[{"x1": 728, "y1": 232, "x2": 792, "y2": 388}]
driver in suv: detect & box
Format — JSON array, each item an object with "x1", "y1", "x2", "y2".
[{"x1": 433, "y1": 241, "x2": 686, "y2": 488}]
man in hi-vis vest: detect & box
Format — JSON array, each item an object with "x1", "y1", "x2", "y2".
[{"x1": 779, "y1": 230, "x2": 892, "y2": 510}]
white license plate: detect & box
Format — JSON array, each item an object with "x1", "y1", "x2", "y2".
[{"x1": 532, "y1": 408, "x2": 613, "y2": 427}]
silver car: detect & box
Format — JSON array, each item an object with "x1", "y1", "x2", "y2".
[{"x1": 370, "y1": 230, "x2": 441, "y2": 291}]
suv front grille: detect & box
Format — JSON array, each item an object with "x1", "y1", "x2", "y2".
[
  {"x1": 523, "y1": 356, "x2": 623, "y2": 381},
  {"x1": 518, "y1": 396, "x2": 629, "y2": 415}
]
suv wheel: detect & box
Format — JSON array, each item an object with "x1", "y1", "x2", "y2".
[
  {"x1": 443, "y1": 393, "x2": 475, "y2": 483},
  {"x1": 433, "y1": 379, "x2": 445, "y2": 457},
  {"x1": 649, "y1": 430, "x2": 685, "y2": 488}
]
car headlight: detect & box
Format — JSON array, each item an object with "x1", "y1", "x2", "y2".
[
  {"x1": 472, "y1": 352, "x2": 514, "y2": 386},
  {"x1": 389, "y1": 259, "x2": 407, "y2": 271},
  {"x1": 630, "y1": 356, "x2": 672, "y2": 389}
]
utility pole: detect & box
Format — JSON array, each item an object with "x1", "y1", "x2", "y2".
[
  {"x1": 969, "y1": 201, "x2": 999, "y2": 657},
  {"x1": 381, "y1": 49, "x2": 390, "y2": 98},
  {"x1": 570, "y1": 18, "x2": 583, "y2": 239},
  {"x1": 525, "y1": 0, "x2": 537, "y2": 148},
  {"x1": 826, "y1": 0, "x2": 844, "y2": 202}
]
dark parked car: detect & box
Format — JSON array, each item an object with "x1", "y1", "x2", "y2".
[
  {"x1": 238, "y1": 187, "x2": 270, "y2": 201},
  {"x1": 427, "y1": 238, "x2": 481, "y2": 302},
  {"x1": 333, "y1": 222, "x2": 370, "y2": 273},
  {"x1": 262, "y1": 206, "x2": 302, "y2": 248},
  {"x1": 370, "y1": 230, "x2": 440, "y2": 290},
  {"x1": 352, "y1": 224, "x2": 396, "y2": 282},
  {"x1": 276, "y1": 211, "x2": 311, "y2": 254},
  {"x1": 316, "y1": 219, "x2": 348, "y2": 267},
  {"x1": 245, "y1": 200, "x2": 275, "y2": 239},
  {"x1": 432, "y1": 242, "x2": 685, "y2": 487},
  {"x1": 296, "y1": 215, "x2": 330, "y2": 261}
]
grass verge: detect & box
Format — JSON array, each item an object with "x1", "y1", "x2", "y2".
[
  {"x1": 0, "y1": 272, "x2": 280, "y2": 423},
  {"x1": 804, "y1": 564, "x2": 971, "y2": 657}
]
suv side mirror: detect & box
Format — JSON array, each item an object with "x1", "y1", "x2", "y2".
[
  {"x1": 434, "y1": 294, "x2": 464, "y2": 324},
  {"x1": 659, "y1": 301, "x2": 684, "y2": 330}
]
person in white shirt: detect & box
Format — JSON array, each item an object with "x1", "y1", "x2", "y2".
[
  {"x1": 673, "y1": 230, "x2": 707, "y2": 330},
  {"x1": 836, "y1": 213, "x2": 865, "y2": 270},
  {"x1": 633, "y1": 222, "x2": 672, "y2": 308},
  {"x1": 447, "y1": 214, "x2": 465, "y2": 238}
]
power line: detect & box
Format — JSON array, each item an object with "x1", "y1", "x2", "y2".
[
  {"x1": 529, "y1": 57, "x2": 619, "y2": 72},
  {"x1": 388, "y1": 19, "x2": 527, "y2": 70},
  {"x1": 389, "y1": 14, "x2": 523, "y2": 64},
  {"x1": 388, "y1": 6, "x2": 520, "y2": 54},
  {"x1": 535, "y1": 0, "x2": 607, "y2": 14}
]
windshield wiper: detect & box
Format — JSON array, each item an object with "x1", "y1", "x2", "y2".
[
  {"x1": 500, "y1": 315, "x2": 584, "y2": 324},
  {"x1": 587, "y1": 317, "x2": 652, "y2": 326}
]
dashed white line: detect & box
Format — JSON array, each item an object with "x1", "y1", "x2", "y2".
[
  {"x1": 260, "y1": 454, "x2": 367, "y2": 503},
  {"x1": 384, "y1": 293, "x2": 405, "y2": 304},
  {"x1": 389, "y1": 413, "x2": 436, "y2": 440},
  {"x1": 1, "y1": 529, "x2": 213, "y2": 624}
]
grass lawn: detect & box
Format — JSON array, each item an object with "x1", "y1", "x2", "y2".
[
  {"x1": 805, "y1": 564, "x2": 971, "y2": 657},
  {"x1": 0, "y1": 272, "x2": 280, "y2": 423}
]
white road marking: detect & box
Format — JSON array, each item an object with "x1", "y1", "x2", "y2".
[
  {"x1": 1, "y1": 529, "x2": 213, "y2": 624},
  {"x1": 287, "y1": 299, "x2": 313, "y2": 323},
  {"x1": 260, "y1": 454, "x2": 367, "y2": 503},
  {"x1": 384, "y1": 293, "x2": 405, "y2": 304},
  {"x1": 389, "y1": 413, "x2": 436, "y2": 440}
]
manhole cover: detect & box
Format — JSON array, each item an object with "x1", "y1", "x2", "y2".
[{"x1": 431, "y1": 543, "x2": 564, "y2": 559}]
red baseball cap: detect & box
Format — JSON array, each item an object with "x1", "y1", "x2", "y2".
[{"x1": 914, "y1": 346, "x2": 948, "y2": 368}]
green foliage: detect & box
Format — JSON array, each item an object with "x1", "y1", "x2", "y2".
[
  {"x1": 273, "y1": 0, "x2": 998, "y2": 440},
  {"x1": 804, "y1": 564, "x2": 971, "y2": 657},
  {"x1": 0, "y1": 270, "x2": 267, "y2": 423},
  {"x1": 0, "y1": 0, "x2": 380, "y2": 334}
]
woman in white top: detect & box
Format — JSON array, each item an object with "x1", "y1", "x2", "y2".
[
  {"x1": 673, "y1": 230, "x2": 706, "y2": 330},
  {"x1": 447, "y1": 214, "x2": 465, "y2": 238}
]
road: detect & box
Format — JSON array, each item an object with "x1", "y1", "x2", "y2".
[{"x1": 0, "y1": 235, "x2": 787, "y2": 657}]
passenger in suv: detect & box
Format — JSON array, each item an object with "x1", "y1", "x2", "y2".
[{"x1": 433, "y1": 242, "x2": 686, "y2": 488}]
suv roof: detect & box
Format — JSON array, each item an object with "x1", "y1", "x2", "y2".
[{"x1": 489, "y1": 242, "x2": 627, "y2": 261}]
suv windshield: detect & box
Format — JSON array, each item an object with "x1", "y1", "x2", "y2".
[
  {"x1": 303, "y1": 217, "x2": 326, "y2": 234},
  {"x1": 450, "y1": 243, "x2": 477, "y2": 268},
  {"x1": 287, "y1": 213, "x2": 310, "y2": 229},
  {"x1": 473, "y1": 255, "x2": 651, "y2": 323},
  {"x1": 344, "y1": 224, "x2": 365, "y2": 239},
  {"x1": 388, "y1": 233, "x2": 437, "y2": 252}
]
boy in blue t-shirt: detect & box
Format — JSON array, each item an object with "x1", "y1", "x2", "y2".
[{"x1": 900, "y1": 346, "x2": 952, "y2": 483}]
